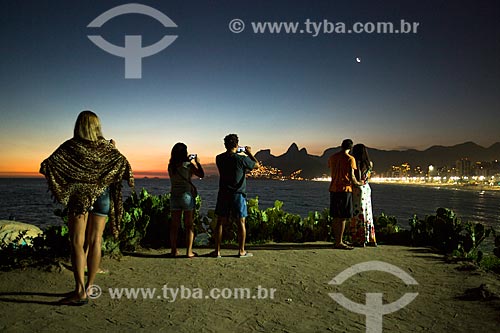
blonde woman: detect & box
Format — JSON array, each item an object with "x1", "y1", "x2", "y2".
[{"x1": 40, "y1": 110, "x2": 134, "y2": 305}]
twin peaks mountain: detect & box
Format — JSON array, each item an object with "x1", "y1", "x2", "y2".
[{"x1": 254, "y1": 142, "x2": 500, "y2": 179}]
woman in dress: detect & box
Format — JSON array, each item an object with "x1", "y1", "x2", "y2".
[
  {"x1": 40, "y1": 110, "x2": 134, "y2": 305},
  {"x1": 168, "y1": 143, "x2": 204, "y2": 258},
  {"x1": 350, "y1": 143, "x2": 377, "y2": 247}
]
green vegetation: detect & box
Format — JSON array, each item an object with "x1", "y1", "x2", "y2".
[
  {"x1": 1, "y1": 190, "x2": 499, "y2": 273},
  {"x1": 410, "y1": 208, "x2": 492, "y2": 258},
  {"x1": 212, "y1": 197, "x2": 332, "y2": 244},
  {"x1": 374, "y1": 213, "x2": 410, "y2": 244},
  {"x1": 410, "y1": 207, "x2": 500, "y2": 271},
  {"x1": 0, "y1": 224, "x2": 70, "y2": 271}
]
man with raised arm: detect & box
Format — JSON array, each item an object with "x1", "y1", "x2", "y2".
[{"x1": 212, "y1": 134, "x2": 260, "y2": 258}]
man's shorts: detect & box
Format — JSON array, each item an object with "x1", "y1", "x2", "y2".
[
  {"x1": 90, "y1": 187, "x2": 110, "y2": 217},
  {"x1": 215, "y1": 192, "x2": 248, "y2": 219},
  {"x1": 330, "y1": 192, "x2": 353, "y2": 219},
  {"x1": 170, "y1": 192, "x2": 195, "y2": 211}
]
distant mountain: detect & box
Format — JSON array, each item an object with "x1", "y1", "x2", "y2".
[
  {"x1": 256, "y1": 143, "x2": 325, "y2": 179},
  {"x1": 255, "y1": 142, "x2": 500, "y2": 178}
]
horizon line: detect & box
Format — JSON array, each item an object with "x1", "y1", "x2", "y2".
[
  {"x1": 0, "y1": 171, "x2": 220, "y2": 179},
  {"x1": 2, "y1": 140, "x2": 497, "y2": 177}
]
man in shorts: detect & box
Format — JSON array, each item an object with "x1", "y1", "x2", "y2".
[
  {"x1": 213, "y1": 134, "x2": 260, "y2": 258},
  {"x1": 328, "y1": 139, "x2": 364, "y2": 250}
]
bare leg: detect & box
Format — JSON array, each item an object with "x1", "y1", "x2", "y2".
[
  {"x1": 170, "y1": 210, "x2": 182, "y2": 256},
  {"x1": 237, "y1": 217, "x2": 247, "y2": 256},
  {"x1": 84, "y1": 224, "x2": 106, "y2": 274},
  {"x1": 213, "y1": 216, "x2": 225, "y2": 256},
  {"x1": 85, "y1": 214, "x2": 106, "y2": 290},
  {"x1": 184, "y1": 210, "x2": 195, "y2": 257},
  {"x1": 65, "y1": 213, "x2": 88, "y2": 301},
  {"x1": 333, "y1": 217, "x2": 347, "y2": 246}
]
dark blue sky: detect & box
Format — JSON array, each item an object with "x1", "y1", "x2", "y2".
[{"x1": 1, "y1": 0, "x2": 499, "y2": 174}]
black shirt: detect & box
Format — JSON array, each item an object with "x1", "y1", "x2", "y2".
[{"x1": 216, "y1": 151, "x2": 256, "y2": 195}]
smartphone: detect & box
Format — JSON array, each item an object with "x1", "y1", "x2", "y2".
[
  {"x1": 188, "y1": 154, "x2": 197, "y2": 160},
  {"x1": 237, "y1": 146, "x2": 246, "y2": 153}
]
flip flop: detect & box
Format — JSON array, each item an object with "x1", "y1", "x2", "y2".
[
  {"x1": 58, "y1": 296, "x2": 89, "y2": 306},
  {"x1": 238, "y1": 252, "x2": 254, "y2": 258},
  {"x1": 208, "y1": 251, "x2": 222, "y2": 258},
  {"x1": 334, "y1": 244, "x2": 354, "y2": 250}
]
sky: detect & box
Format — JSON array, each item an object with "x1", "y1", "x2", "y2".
[{"x1": 1, "y1": 0, "x2": 499, "y2": 177}]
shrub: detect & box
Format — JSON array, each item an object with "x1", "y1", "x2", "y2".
[
  {"x1": 0, "y1": 224, "x2": 70, "y2": 270},
  {"x1": 494, "y1": 234, "x2": 500, "y2": 259},
  {"x1": 373, "y1": 213, "x2": 410, "y2": 244},
  {"x1": 409, "y1": 207, "x2": 495, "y2": 263},
  {"x1": 302, "y1": 209, "x2": 332, "y2": 242},
  {"x1": 115, "y1": 188, "x2": 204, "y2": 252},
  {"x1": 480, "y1": 255, "x2": 500, "y2": 274}
]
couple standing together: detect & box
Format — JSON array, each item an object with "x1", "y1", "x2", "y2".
[
  {"x1": 168, "y1": 134, "x2": 260, "y2": 259},
  {"x1": 328, "y1": 139, "x2": 377, "y2": 249}
]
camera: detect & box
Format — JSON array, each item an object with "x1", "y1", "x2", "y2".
[
  {"x1": 188, "y1": 154, "x2": 197, "y2": 160},
  {"x1": 237, "y1": 146, "x2": 246, "y2": 153}
]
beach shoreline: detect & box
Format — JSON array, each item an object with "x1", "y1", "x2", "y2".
[{"x1": 370, "y1": 180, "x2": 500, "y2": 192}]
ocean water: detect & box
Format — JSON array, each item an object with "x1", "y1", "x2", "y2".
[{"x1": 0, "y1": 177, "x2": 499, "y2": 230}]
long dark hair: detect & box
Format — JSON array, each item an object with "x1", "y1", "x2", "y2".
[
  {"x1": 351, "y1": 144, "x2": 371, "y2": 176},
  {"x1": 168, "y1": 142, "x2": 188, "y2": 176}
]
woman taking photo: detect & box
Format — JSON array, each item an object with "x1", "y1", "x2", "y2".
[
  {"x1": 168, "y1": 143, "x2": 204, "y2": 258},
  {"x1": 40, "y1": 110, "x2": 134, "y2": 305},
  {"x1": 350, "y1": 143, "x2": 377, "y2": 247}
]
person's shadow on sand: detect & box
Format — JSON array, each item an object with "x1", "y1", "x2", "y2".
[{"x1": 0, "y1": 291, "x2": 70, "y2": 305}]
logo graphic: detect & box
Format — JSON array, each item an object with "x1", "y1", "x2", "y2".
[
  {"x1": 329, "y1": 261, "x2": 418, "y2": 333},
  {"x1": 86, "y1": 284, "x2": 102, "y2": 299},
  {"x1": 87, "y1": 3, "x2": 178, "y2": 79},
  {"x1": 228, "y1": 19, "x2": 245, "y2": 33}
]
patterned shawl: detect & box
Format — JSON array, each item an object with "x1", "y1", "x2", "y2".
[{"x1": 40, "y1": 137, "x2": 134, "y2": 238}]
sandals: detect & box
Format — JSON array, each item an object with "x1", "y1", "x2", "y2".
[
  {"x1": 58, "y1": 294, "x2": 89, "y2": 306},
  {"x1": 238, "y1": 252, "x2": 253, "y2": 258},
  {"x1": 208, "y1": 251, "x2": 222, "y2": 258}
]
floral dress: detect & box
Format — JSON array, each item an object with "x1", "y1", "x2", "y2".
[{"x1": 350, "y1": 170, "x2": 376, "y2": 246}]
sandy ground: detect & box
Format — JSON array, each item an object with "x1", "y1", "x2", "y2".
[{"x1": 0, "y1": 243, "x2": 499, "y2": 332}]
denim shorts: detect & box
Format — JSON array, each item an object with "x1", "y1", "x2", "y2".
[
  {"x1": 170, "y1": 192, "x2": 195, "y2": 211},
  {"x1": 215, "y1": 192, "x2": 248, "y2": 219},
  {"x1": 90, "y1": 187, "x2": 110, "y2": 217}
]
